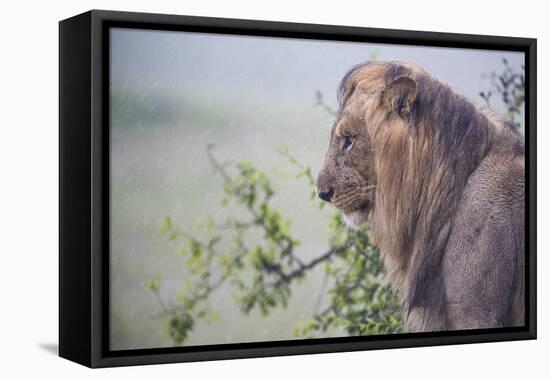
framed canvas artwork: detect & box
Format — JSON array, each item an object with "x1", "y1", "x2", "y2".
[{"x1": 59, "y1": 10, "x2": 536, "y2": 368}]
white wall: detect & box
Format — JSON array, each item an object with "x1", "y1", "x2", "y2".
[{"x1": 1, "y1": 0, "x2": 546, "y2": 376}]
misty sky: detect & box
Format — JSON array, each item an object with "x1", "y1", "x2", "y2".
[{"x1": 111, "y1": 27, "x2": 524, "y2": 114}]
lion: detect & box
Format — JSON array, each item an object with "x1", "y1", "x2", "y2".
[{"x1": 316, "y1": 61, "x2": 525, "y2": 332}]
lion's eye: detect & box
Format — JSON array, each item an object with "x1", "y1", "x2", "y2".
[{"x1": 341, "y1": 135, "x2": 355, "y2": 152}]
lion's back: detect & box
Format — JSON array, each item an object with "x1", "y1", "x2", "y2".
[{"x1": 442, "y1": 146, "x2": 525, "y2": 329}]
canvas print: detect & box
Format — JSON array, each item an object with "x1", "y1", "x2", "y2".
[{"x1": 109, "y1": 27, "x2": 525, "y2": 350}]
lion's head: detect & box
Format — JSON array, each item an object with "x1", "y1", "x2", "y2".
[{"x1": 317, "y1": 61, "x2": 420, "y2": 227}]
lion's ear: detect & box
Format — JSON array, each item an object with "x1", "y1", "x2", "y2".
[{"x1": 382, "y1": 76, "x2": 417, "y2": 117}]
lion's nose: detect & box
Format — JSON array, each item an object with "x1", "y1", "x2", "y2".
[{"x1": 318, "y1": 187, "x2": 334, "y2": 202}]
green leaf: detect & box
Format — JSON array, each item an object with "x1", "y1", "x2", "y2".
[{"x1": 147, "y1": 275, "x2": 161, "y2": 293}]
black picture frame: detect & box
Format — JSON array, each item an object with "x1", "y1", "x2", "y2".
[{"x1": 59, "y1": 9, "x2": 537, "y2": 368}]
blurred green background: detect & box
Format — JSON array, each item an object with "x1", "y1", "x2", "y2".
[{"x1": 109, "y1": 28, "x2": 524, "y2": 350}]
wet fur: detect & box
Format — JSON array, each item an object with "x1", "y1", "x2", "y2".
[{"x1": 318, "y1": 61, "x2": 525, "y2": 331}]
